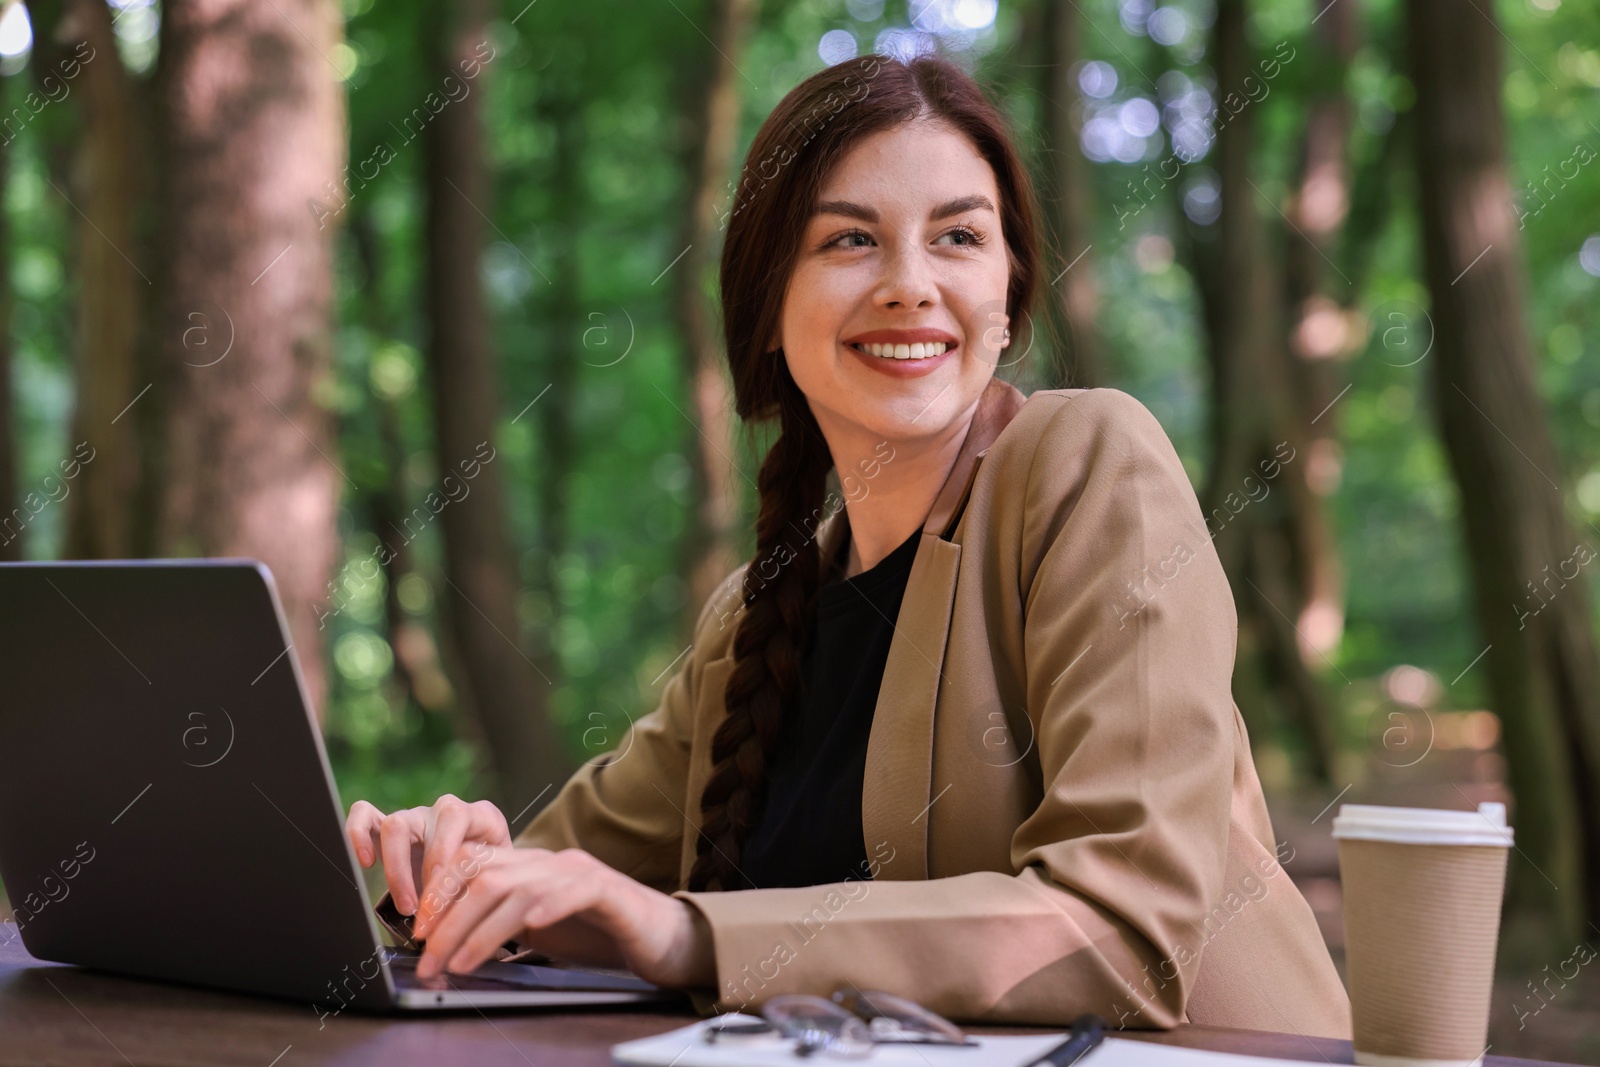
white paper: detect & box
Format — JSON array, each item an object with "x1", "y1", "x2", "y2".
[{"x1": 611, "y1": 1017, "x2": 1327, "y2": 1067}]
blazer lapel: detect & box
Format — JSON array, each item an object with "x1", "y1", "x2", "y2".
[
  {"x1": 677, "y1": 378, "x2": 1029, "y2": 889},
  {"x1": 857, "y1": 377, "x2": 1028, "y2": 880}
]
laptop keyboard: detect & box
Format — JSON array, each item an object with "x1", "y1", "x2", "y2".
[{"x1": 385, "y1": 950, "x2": 661, "y2": 994}]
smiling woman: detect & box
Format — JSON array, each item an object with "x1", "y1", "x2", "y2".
[
  {"x1": 694, "y1": 54, "x2": 1047, "y2": 905},
  {"x1": 344, "y1": 53, "x2": 1352, "y2": 1038}
]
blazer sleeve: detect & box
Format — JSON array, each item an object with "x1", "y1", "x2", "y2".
[
  {"x1": 511, "y1": 569, "x2": 742, "y2": 894},
  {"x1": 672, "y1": 389, "x2": 1239, "y2": 1028}
]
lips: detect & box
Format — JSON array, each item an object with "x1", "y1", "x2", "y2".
[{"x1": 845, "y1": 341, "x2": 951, "y2": 377}]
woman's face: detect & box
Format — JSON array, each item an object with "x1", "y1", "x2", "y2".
[{"x1": 776, "y1": 119, "x2": 1012, "y2": 454}]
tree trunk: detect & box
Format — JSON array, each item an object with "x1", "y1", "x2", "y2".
[
  {"x1": 1041, "y1": 0, "x2": 1105, "y2": 388},
  {"x1": 423, "y1": 0, "x2": 570, "y2": 815},
  {"x1": 370, "y1": 395, "x2": 457, "y2": 714},
  {"x1": 1191, "y1": 0, "x2": 1336, "y2": 783},
  {"x1": 675, "y1": 0, "x2": 756, "y2": 633},
  {"x1": 348, "y1": 209, "x2": 455, "y2": 716},
  {"x1": 1275, "y1": 0, "x2": 1361, "y2": 664},
  {"x1": 1406, "y1": 0, "x2": 1600, "y2": 939},
  {"x1": 21, "y1": 0, "x2": 77, "y2": 199},
  {"x1": 531, "y1": 86, "x2": 581, "y2": 658},
  {"x1": 154, "y1": 0, "x2": 346, "y2": 720},
  {"x1": 59, "y1": 0, "x2": 145, "y2": 561}
]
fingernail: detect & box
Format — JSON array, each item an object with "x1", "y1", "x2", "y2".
[{"x1": 416, "y1": 955, "x2": 435, "y2": 978}]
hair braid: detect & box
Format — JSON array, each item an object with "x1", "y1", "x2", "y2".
[{"x1": 687, "y1": 378, "x2": 833, "y2": 892}]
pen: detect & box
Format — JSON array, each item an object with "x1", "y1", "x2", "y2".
[{"x1": 1022, "y1": 1014, "x2": 1106, "y2": 1067}]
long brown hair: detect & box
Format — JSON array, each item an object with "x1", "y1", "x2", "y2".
[{"x1": 687, "y1": 52, "x2": 1043, "y2": 892}]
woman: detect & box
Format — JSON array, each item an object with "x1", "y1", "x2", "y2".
[{"x1": 344, "y1": 53, "x2": 1351, "y2": 1036}]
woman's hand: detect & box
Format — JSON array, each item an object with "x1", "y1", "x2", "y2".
[
  {"x1": 344, "y1": 794, "x2": 512, "y2": 916},
  {"x1": 409, "y1": 844, "x2": 716, "y2": 989}
]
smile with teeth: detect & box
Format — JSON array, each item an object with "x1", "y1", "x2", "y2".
[{"x1": 849, "y1": 341, "x2": 951, "y2": 361}]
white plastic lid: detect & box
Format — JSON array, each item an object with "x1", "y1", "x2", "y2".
[{"x1": 1331, "y1": 802, "x2": 1514, "y2": 847}]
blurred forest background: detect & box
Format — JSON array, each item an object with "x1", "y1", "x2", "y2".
[{"x1": 0, "y1": 0, "x2": 1596, "y2": 1054}]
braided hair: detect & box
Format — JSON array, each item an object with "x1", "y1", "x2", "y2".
[{"x1": 687, "y1": 52, "x2": 1042, "y2": 891}]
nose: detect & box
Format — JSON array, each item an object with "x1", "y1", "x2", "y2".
[{"x1": 874, "y1": 240, "x2": 939, "y2": 310}]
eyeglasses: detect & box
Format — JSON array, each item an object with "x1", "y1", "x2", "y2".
[{"x1": 703, "y1": 987, "x2": 973, "y2": 1058}]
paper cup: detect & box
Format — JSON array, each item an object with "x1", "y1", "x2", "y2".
[{"x1": 1332, "y1": 802, "x2": 1513, "y2": 1067}]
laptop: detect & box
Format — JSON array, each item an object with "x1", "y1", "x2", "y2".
[{"x1": 0, "y1": 558, "x2": 684, "y2": 1012}]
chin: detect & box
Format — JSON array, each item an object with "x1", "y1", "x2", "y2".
[
  {"x1": 858, "y1": 394, "x2": 969, "y2": 445},
  {"x1": 798, "y1": 358, "x2": 984, "y2": 445}
]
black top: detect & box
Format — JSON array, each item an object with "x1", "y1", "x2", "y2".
[{"x1": 733, "y1": 524, "x2": 922, "y2": 891}]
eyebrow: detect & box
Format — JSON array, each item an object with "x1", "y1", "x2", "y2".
[{"x1": 811, "y1": 194, "x2": 996, "y2": 223}]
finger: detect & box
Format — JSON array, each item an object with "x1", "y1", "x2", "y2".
[
  {"x1": 379, "y1": 809, "x2": 426, "y2": 914},
  {"x1": 415, "y1": 860, "x2": 511, "y2": 978},
  {"x1": 418, "y1": 834, "x2": 503, "y2": 917},
  {"x1": 345, "y1": 800, "x2": 385, "y2": 867},
  {"x1": 442, "y1": 894, "x2": 532, "y2": 976},
  {"x1": 414, "y1": 841, "x2": 502, "y2": 938},
  {"x1": 471, "y1": 851, "x2": 635, "y2": 974},
  {"x1": 516, "y1": 854, "x2": 611, "y2": 937},
  {"x1": 422, "y1": 800, "x2": 513, "y2": 893},
  {"x1": 510, "y1": 852, "x2": 641, "y2": 969},
  {"x1": 420, "y1": 795, "x2": 470, "y2": 897},
  {"x1": 475, "y1": 799, "x2": 513, "y2": 847}
]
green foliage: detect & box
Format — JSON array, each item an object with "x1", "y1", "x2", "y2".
[{"x1": 4, "y1": 0, "x2": 1596, "y2": 816}]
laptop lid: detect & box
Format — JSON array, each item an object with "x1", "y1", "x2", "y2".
[{"x1": 0, "y1": 558, "x2": 400, "y2": 1010}]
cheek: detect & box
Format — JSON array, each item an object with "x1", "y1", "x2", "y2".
[
  {"x1": 776, "y1": 283, "x2": 828, "y2": 395},
  {"x1": 780, "y1": 265, "x2": 855, "y2": 354},
  {"x1": 977, "y1": 252, "x2": 1013, "y2": 308},
  {"x1": 939, "y1": 254, "x2": 1009, "y2": 326}
]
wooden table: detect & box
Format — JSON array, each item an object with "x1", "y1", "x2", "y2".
[{"x1": 0, "y1": 921, "x2": 1574, "y2": 1067}]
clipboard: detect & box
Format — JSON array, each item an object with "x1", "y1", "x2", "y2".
[
  {"x1": 611, "y1": 1015, "x2": 1070, "y2": 1067},
  {"x1": 611, "y1": 1016, "x2": 1337, "y2": 1067}
]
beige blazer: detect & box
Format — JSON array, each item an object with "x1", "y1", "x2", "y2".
[{"x1": 515, "y1": 378, "x2": 1352, "y2": 1037}]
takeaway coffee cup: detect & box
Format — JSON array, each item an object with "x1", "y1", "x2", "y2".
[{"x1": 1332, "y1": 802, "x2": 1513, "y2": 1067}]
